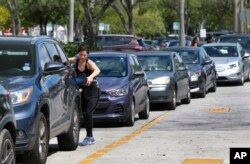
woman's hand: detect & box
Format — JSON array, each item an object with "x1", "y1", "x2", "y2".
[{"x1": 86, "y1": 76, "x2": 94, "y2": 86}]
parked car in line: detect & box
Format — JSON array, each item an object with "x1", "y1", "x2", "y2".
[
  {"x1": 162, "y1": 47, "x2": 217, "y2": 98},
  {"x1": 0, "y1": 36, "x2": 81, "y2": 164},
  {"x1": 217, "y1": 33, "x2": 250, "y2": 53},
  {"x1": 96, "y1": 34, "x2": 154, "y2": 52},
  {"x1": 136, "y1": 51, "x2": 191, "y2": 110},
  {"x1": 0, "y1": 84, "x2": 16, "y2": 164},
  {"x1": 89, "y1": 52, "x2": 150, "y2": 126},
  {"x1": 161, "y1": 40, "x2": 191, "y2": 48},
  {"x1": 203, "y1": 42, "x2": 250, "y2": 85}
]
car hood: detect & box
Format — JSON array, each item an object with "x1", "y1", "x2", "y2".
[
  {"x1": 97, "y1": 77, "x2": 129, "y2": 91},
  {"x1": 0, "y1": 76, "x2": 35, "y2": 91},
  {"x1": 144, "y1": 71, "x2": 174, "y2": 79},
  {"x1": 211, "y1": 57, "x2": 239, "y2": 65}
]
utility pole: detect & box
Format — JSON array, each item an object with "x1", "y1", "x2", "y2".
[
  {"x1": 69, "y1": 0, "x2": 74, "y2": 42},
  {"x1": 234, "y1": 0, "x2": 240, "y2": 33},
  {"x1": 180, "y1": 0, "x2": 185, "y2": 47}
]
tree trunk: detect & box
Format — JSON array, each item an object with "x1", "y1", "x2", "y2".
[{"x1": 7, "y1": 0, "x2": 21, "y2": 35}]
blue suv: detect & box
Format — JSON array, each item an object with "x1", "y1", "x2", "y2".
[{"x1": 0, "y1": 36, "x2": 81, "y2": 164}]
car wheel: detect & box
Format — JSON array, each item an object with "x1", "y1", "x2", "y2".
[
  {"x1": 138, "y1": 94, "x2": 150, "y2": 119},
  {"x1": 167, "y1": 88, "x2": 176, "y2": 110},
  {"x1": 199, "y1": 77, "x2": 206, "y2": 98},
  {"x1": 209, "y1": 77, "x2": 217, "y2": 92},
  {"x1": 126, "y1": 100, "x2": 135, "y2": 126},
  {"x1": 23, "y1": 112, "x2": 49, "y2": 164},
  {"x1": 238, "y1": 72, "x2": 245, "y2": 86},
  {"x1": 58, "y1": 100, "x2": 80, "y2": 150},
  {"x1": 181, "y1": 85, "x2": 191, "y2": 104},
  {"x1": 0, "y1": 129, "x2": 15, "y2": 164}
]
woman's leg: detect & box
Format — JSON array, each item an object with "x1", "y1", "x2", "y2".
[{"x1": 83, "y1": 97, "x2": 99, "y2": 137}]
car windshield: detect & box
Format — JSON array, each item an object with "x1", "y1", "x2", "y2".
[
  {"x1": 90, "y1": 56, "x2": 127, "y2": 77},
  {"x1": 176, "y1": 50, "x2": 199, "y2": 64},
  {"x1": 203, "y1": 46, "x2": 238, "y2": 57},
  {"x1": 137, "y1": 55, "x2": 172, "y2": 71},
  {"x1": 0, "y1": 45, "x2": 34, "y2": 76}
]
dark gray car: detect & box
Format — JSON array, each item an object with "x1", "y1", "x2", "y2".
[{"x1": 136, "y1": 51, "x2": 191, "y2": 110}]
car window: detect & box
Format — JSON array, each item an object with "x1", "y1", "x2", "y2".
[
  {"x1": 177, "y1": 50, "x2": 199, "y2": 64},
  {"x1": 45, "y1": 43, "x2": 62, "y2": 63},
  {"x1": 0, "y1": 45, "x2": 34, "y2": 76},
  {"x1": 39, "y1": 44, "x2": 51, "y2": 70},
  {"x1": 173, "y1": 54, "x2": 182, "y2": 69},
  {"x1": 90, "y1": 56, "x2": 127, "y2": 77},
  {"x1": 55, "y1": 44, "x2": 68, "y2": 63},
  {"x1": 203, "y1": 46, "x2": 238, "y2": 57},
  {"x1": 132, "y1": 56, "x2": 143, "y2": 72},
  {"x1": 137, "y1": 55, "x2": 172, "y2": 71}
]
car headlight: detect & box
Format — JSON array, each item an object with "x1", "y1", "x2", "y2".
[
  {"x1": 227, "y1": 63, "x2": 239, "y2": 70},
  {"x1": 108, "y1": 85, "x2": 128, "y2": 97},
  {"x1": 191, "y1": 70, "x2": 201, "y2": 77},
  {"x1": 10, "y1": 87, "x2": 33, "y2": 105},
  {"x1": 151, "y1": 77, "x2": 170, "y2": 85}
]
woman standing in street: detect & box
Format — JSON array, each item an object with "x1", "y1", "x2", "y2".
[{"x1": 68, "y1": 44, "x2": 100, "y2": 146}]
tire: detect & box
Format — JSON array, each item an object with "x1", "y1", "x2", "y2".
[
  {"x1": 138, "y1": 95, "x2": 150, "y2": 119},
  {"x1": 0, "y1": 129, "x2": 15, "y2": 164},
  {"x1": 23, "y1": 113, "x2": 49, "y2": 164},
  {"x1": 199, "y1": 77, "x2": 206, "y2": 98},
  {"x1": 167, "y1": 88, "x2": 176, "y2": 110},
  {"x1": 209, "y1": 77, "x2": 217, "y2": 92},
  {"x1": 181, "y1": 85, "x2": 191, "y2": 104},
  {"x1": 58, "y1": 101, "x2": 80, "y2": 151},
  {"x1": 126, "y1": 100, "x2": 135, "y2": 127},
  {"x1": 238, "y1": 72, "x2": 245, "y2": 86}
]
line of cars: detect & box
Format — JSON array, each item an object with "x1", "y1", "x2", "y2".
[
  {"x1": 90, "y1": 34, "x2": 250, "y2": 129},
  {"x1": 1, "y1": 34, "x2": 250, "y2": 164}
]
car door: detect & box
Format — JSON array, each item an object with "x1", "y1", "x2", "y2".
[
  {"x1": 39, "y1": 43, "x2": 69, "y2": 132},
  {"x1": 238, "y1": 44, "x2": 250, "y2": 78},
  {"x1": 173, "y1": 54, "x2": 189, "y2": 99},
  {"x1": 129, "y1": 55, "x2": 145, "y2": 112},
  {"x1": 200, "y1": 48, "x2": 214, "y2": 87}
]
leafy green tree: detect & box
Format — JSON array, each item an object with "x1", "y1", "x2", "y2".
[
  {"x1": 134, "y1": 8, "x2": 165, "y2": 38},
  {"x1": 0, "y1": 6, "x2": 11, "y2": 30},
  {"x1": 19, "y1": 0, "x2": 68, "y2": 35}
]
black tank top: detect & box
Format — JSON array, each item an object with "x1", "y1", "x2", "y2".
[{"x1": 76, "y1": 59, "x2": 93, "y2": 77}]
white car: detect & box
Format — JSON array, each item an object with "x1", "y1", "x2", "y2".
[{"x1": 202, "y1": 43, "x2": 250, "y2": 85}]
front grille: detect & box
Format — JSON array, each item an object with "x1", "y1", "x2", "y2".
[
  {"x1": 94, "y1": 100, "x2": 110, "y2": 114},
  {"x1": 218, "y1": 77, "x2": 228, "y2": 80}
]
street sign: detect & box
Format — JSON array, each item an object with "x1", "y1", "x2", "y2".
[
  {"x1": 200, "y1": 29, "x2": 206, "y2": 38},
  {"x1": 173, "y1": 22, "x2": 180, "y2": 30},
  {"x1": 99, "y1": 23, "x2": 105, "y2": 31}
]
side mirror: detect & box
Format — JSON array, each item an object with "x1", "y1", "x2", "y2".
[
  {"x1": 243, "y1": 53, "x2": 250, "y2": 58},
  {"x1": 178, "y1": 66, "x2": 187, "y2": 71},
  {"x1": 133, "y1": 71, "x2": 144, "y2": 78},
  {"x1": 44, "y1": 62, "x2": 64, "y2": 73},
  {"x1": 204, "y1": 59, "x2": 212, "y2": 64}
]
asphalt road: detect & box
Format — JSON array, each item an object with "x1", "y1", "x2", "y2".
[{"x1": 46, "y1": 81, "x2": 250, "y2": 164}]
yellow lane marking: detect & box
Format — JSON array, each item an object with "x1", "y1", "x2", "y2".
[
  {"x1": 79, "y1": 113, "x2": 168, "y2": 164},
  {"x1": 208, "y1": 107, "x2": 232, "y2": 113},
  {"x1": 182, "y1": 158, "x2": 223, "y2": 164}
]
